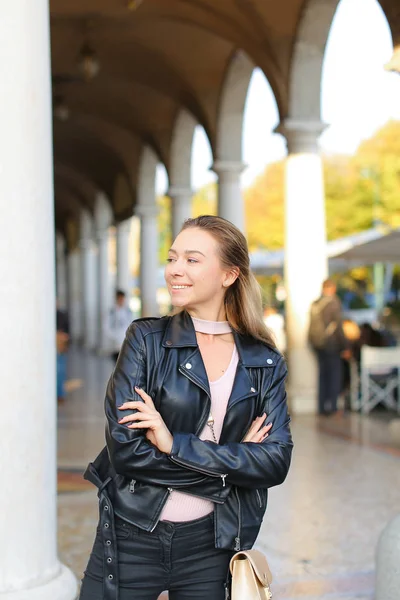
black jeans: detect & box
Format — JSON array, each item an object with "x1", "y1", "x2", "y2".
[
  {"x1": 79, "y1": 513, "x2": 233, "y2": 600},
  {"x1": 317, "y1": 349, "x2": 343, "y2": 413}
]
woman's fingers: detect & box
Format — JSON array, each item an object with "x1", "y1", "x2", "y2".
[
  {"x1": 135, "y1": 386, "x2": 155, "y2": 407},
  {"x1": 128, "y1": 420, "x2": 155, "y2": 429},
  {"x1": 120, "y1": 411, "x2": 158, "y2": 423},
  {"x1": 118, "y1": 387, "x2": 155, "y2": 412},
  {"x1": 242, "y1": 415, "x2": 272, "y2": 443}
]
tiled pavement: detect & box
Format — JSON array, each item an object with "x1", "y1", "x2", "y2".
[{"x1": 57, "y1": 348, "x2": 400, "y2": 599}]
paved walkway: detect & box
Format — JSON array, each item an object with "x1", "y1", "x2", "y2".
[{"x1": 57, "y1": 348, "x2": 400, "y2": 599}]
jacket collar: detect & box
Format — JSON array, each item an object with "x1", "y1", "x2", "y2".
[{"x1": 162, "y1": 310, "x2": 278, "y2": 368}]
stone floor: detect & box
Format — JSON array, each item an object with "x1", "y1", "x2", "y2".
[{"x1": 57, "y1": 348, "x2": 400, "y2": 599}]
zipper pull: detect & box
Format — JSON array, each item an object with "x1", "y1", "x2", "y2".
[
  {"x1": 168, "y1": 487, "x2": 173, "y2": 493},
  {"x1": 129, "y1": 479, "x2": 136, "y2": 493},
  {"x1": 221, "y1": 474, "x2": 227, "y2": 487},
  {"x1": 234, "y1": 536, "x2": 241, "y2": 551}
]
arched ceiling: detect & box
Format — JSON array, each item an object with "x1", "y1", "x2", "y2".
[{"x1": 50, "y1": 0, "x2": 400, "y2": 230}]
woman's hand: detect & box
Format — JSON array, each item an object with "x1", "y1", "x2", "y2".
[
  {"x1": 118, "y1": 387, "x2": 173, "y2": 454},
  {"x1": 242, "y1": 413, "x2": 272, "y2": 443}
]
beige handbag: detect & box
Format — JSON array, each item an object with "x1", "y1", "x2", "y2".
[{"x1": 229, "y1": 550, "x2": 273, "y2": 599}]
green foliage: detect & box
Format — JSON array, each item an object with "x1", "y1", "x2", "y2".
[
  {"x1": 157, "y1": 120, "x2": 400, "y2": 266},
  {"x1": 157, "y1": 195, "x2": 172, "y2": 265}
]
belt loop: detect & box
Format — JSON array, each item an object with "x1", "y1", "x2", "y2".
[{"x1": 99, "y1": 490, "x2": 119, "y2": 600}]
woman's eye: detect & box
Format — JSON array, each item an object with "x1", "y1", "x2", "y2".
[
  {"x1": 187, "y1": 259, "x2": 198, "y2": 264},
  {"x1": 166, "y1": 258, "x2": 175, "y2": 263}
]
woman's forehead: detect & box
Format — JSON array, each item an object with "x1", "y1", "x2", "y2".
[{"x1": 173, "y1": 228, "x2": 218, "y2": 252}]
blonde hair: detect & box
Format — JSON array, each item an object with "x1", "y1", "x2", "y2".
[{"x1": 180, "y1": 215, "x2": 276, "y2": 347}]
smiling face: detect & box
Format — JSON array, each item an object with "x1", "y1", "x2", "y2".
[{"x1": 165, "y1": 227, "x2": 238, "y2": 318}]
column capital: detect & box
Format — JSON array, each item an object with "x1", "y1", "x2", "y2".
[
  {"x1": 135, "y1": 203, "x2": 159, "y2": 219},
  {"x1": 96, "y1": 228, "x2": 109, "y2": 244},
  {"x1": 168, "y1": 186, "x2": 193, "y2": 199},
  {"x1": 211, "y1": 160, "x2": 246, "y2": 175},
  {"x1": 275, "y1": 119, "x2": 327, "y2": 154},
  {"x1": 79, "y1": 238, "x2": 91, "y2": 251},
  {"x1": 116, "y1": 218, "x2": 132, "y2": 234}
]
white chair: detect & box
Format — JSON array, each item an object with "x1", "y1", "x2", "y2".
[{"x1": 360, "y1": 346, "x2": 400, "y2": 415}]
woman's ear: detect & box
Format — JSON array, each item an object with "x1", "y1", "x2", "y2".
[{"x1": 223, "y1": 268, "x2": 240, "y2": 288}]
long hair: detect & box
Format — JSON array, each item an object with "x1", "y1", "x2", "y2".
[{"x1": 180, "y1": 215, "x2": 276, "y2": 347}]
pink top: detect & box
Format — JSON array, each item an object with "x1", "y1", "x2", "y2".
[{"x1": 160, "y1": 317, "x2": 238, "y2": 522}]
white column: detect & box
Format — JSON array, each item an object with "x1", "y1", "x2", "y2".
[
  {"x1": 0, "y1": 1, "x2": 77, "y2": 598},
  {"x1": 80, "y1": 210, "x2": 98, "y2": 350},
  {"x1": 97, "y1": 228, "x2": 110, "y2": 353},
  {"x1": 279, "y1": 119, "x2": 327, "y2": 414},
  {"x1": 136, "y1": 205, "x2": 159, "y2": 317},
  {"x1": 212, "y1": 160, "x2": 246, "y2": 233},
  {"x1": 169, "y1": 186, "x2": 193, "y2": 239},
  {"x1": 67, "y1": 248, "x2": 82, "y2": 343},
  {"x1": 116, "y1": 219, "x2": 132, "y2": 296},
  {"x1": 56, "y1": 233, "x2": 67, "y2": 310}
]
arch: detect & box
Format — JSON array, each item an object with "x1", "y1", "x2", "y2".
[
  {"x1": 137, "y1": 146, "x2": 158, "y2": 209},
  {"x1": 54, "y1": 164, "x2": 98, "y2": 213},
  {"x1": 113, "y1": 174, "x2": 135, "y2": 222},
  {"x1": 169, "y1": 109, "x2": 197, "y2": 189},
  {"x1": 289, "y1": 0, "x2": 341, "y2": 120},
  {"x1": 94, "y1": 192, "x2": 113, "y2": 232},
  {"x1": 216, "y1": 51, "x2": 255, "y2": 162}
]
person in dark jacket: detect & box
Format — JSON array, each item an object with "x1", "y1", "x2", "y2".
[
  {"x1": 80, "y1": 216, "x2": 293, "y2": 600},
  {"x1": 309, "y1": 279, "x2": 350, "y2": 415}
]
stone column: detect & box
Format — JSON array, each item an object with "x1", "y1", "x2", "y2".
[
  {"x1": 97, "y1": 227, "x2": 110, "y2": 353},
  {"x1": 116, "y1": 219, "x2": 132, "y2": 296},
  {"x1": 0, "y1": 1, "x2": 77, "y2": 598},
  {"x1": 278, "y1": 119, "x2": 327, "y2": 413},
  {"x1": 169, "y1": 186, "x2": 193, "y2": 239},
  {"x1": 136, "y1": 205, "x2": 159, "y2": 317},
  {"x1": 56, "y1": 233, "x2": 67, "y2": 310},
  {"x1": 67, "y1": 248, "x2": 82, "y2": 343},
  {"x1": 80, "y1": 210, "x2": 98, "y2": 350},
  {"x1": 212, "y1": 160, "x2": 246, "y2": 233}
]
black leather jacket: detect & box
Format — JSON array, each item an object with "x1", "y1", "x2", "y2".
[{"x1": 84, "y1": 311, "x2": 292, "y2": 597}]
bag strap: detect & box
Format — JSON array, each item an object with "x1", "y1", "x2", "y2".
[{"x1": 229, "y1": 549, "x2": 273, "y2": 587}]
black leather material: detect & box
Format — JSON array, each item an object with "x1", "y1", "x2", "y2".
[{"x1": 84, "y1": 310, "x2": 293, "y2": 592}]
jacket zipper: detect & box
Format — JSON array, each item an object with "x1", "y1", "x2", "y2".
[
  {"x1": 178, "y1": 366, "x2": 211, "y2": 436},
  {"x1": 169, "y1": 455, "x2": 228, "y2": 487},
  {"x1": 150, "y1": 487, "x2": 174, "y2": 532},
  {"x1": 256, "y1": 489, "x2": 262, "y2": 508},
  {"x1": 129, "y1": 479, "x2": 136, "y2": 493},
  {"x1": 234, "y1": 487, "x2": 241, "y2": 551}
]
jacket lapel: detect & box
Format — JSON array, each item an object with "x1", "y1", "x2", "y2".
[
  {"x1": 179, "y1": 347, "x2": 211, "y2": 399},
  {"x1": 227, "y1": 361, "x2": 258, "y2": 411},
  {"x1": 162, "y1": 310, "x2": 278, "y2": 409}
]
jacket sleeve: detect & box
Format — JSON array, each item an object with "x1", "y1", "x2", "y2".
[
  {"x1": 105, "y1": 322, "x2": 231, "y2": 499},
  {"x1": 169, "y1": 356, "x2": 293, "y2": 489}
]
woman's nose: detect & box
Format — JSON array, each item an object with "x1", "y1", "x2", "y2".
[{"x1": 172, "y1": 263, "x2": 184, "y2": 276}]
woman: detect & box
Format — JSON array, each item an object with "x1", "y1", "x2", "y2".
[{"x1": 80, "y1": 216, "x2": 293, "y2": 600}]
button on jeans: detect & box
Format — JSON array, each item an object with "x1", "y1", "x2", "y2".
[{"x1": 79, "y1": 513, "x2": 233, "y2": 600}]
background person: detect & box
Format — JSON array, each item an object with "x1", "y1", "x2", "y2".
[
  {"x1": 308, "y1": 279, "x2": 349, "y2": 415},
  {"x1": 79, "y1": 215, "x2": 293, "y2": 600},
  {"x1": 106, "y1": 289, "x2": 133, "y2": 363},
  {"x1": 56, "y1": 300, "x2": 69, "y2": 404}
]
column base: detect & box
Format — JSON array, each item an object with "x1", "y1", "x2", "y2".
[
  {"x1": 288, "y1": 390, "x2": 317, "y2": 414},
  {"x1": 2, "y1": 564, "x2": 78, "y2": 600},
  {"x1": 286, "y1": 348, "x2": 318, "y2": 414}
]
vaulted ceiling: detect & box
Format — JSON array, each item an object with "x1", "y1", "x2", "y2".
[{"x1": 50, "y1": 0, "x2": 399, "y2": 236}]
